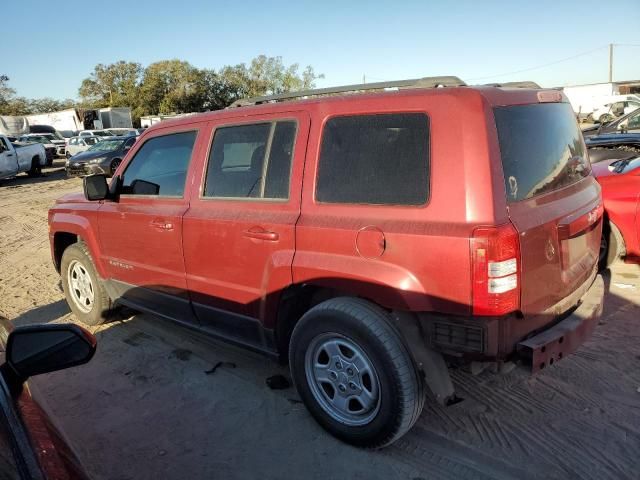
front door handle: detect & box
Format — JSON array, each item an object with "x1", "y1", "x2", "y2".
[
  {"x1": 243, "y1": 227, "x2": 279, "y2": 241},
  {"x1": 150, "y1": 219, "x2": 174, "y2": 231}
]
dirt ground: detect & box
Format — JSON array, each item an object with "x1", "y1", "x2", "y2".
[{"x1": 1, "y1": 163, "x2": 639, "y2": 480}]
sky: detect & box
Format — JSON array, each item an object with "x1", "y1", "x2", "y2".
[{"x1": 3, "y1": 0, "x2": 640, "y2": 100}]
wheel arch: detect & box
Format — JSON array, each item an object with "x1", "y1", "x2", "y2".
[
  {"x1": 274, "y1": 280, "x2": 415, "y2": 361},
  {"x1": 50, "y1": 215, "x2": 106, "y2": 277}
]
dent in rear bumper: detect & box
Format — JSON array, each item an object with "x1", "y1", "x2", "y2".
[{"x1": 516, "y1": 274, "x2": 604, "y2": 373}]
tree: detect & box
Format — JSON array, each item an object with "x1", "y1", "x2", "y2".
[
  {"x1": 0, "y1": 75, "x2": 16, "y2": 113},
  {"x1": 139, "y1": 60, "x2": 205, "y2": 115},
  {"x1": 78, "y1": 61, "x2": 142, "y2": 108}
]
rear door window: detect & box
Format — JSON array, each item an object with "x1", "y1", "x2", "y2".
[
  {"x1": 316, "y1": 113, "x2": 430, "y2": 205},
  {"x1": 121, "y1": 131, "x2": 197, "y2": 197},
  {"x1": 204, "y1": 120, "x2": 297, "y2": 199},
  {"x1": 494, "y1": 103, "x2": 590, "y2": 202}
]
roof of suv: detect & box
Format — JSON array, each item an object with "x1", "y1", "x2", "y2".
[{"x1": 146, "y1": 79, "x2": 563, "y2": 132}]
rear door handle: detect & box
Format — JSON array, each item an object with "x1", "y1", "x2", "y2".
[
  {"x1": 243, "y1": 227, "x2": 279, "y2": 241},
  {"x1": 150, "y1": 219, "x2": 174, "y2": 231}
]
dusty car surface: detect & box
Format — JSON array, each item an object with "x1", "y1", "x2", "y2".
[
  {"x1": 592, "y1": 156, "x2": 640, "y2": 267},
  {"x1": 49, "y1": 77, "x2": 605, "y2": 448}
]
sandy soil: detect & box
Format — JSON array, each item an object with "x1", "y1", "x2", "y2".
[{"x1": 1, "y1": 163, "x2": 639, "y2": 480}]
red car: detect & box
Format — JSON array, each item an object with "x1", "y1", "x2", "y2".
[
  {"x1": 592, "y1": 156, "x2": 640, "y2": 267},
  {"x1": 49, "y1": 77, "x2": 604, "y2": 448}
]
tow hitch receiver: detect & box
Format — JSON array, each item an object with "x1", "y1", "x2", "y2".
[{"x1": 517, "y1": 275, "x2": 604, "y2": 374}]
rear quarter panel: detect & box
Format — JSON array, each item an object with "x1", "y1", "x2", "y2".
[{"x1": 294, "y1": 89, "x2": 507, "y2": 315}]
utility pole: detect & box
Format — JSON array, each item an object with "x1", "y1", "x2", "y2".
[
  {"x1": 608, "y1": 43, "x2": 613, "y2": 83},
  {"x1": 363, "y1": 74, "x2": 366, "y2": 84}
]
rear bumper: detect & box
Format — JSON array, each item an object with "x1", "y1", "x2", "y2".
[{"x1": 516, "y1": 274, "x2": 604, "y2": 373}]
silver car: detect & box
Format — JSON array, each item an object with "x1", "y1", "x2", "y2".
[{"x1": 66, "y1": 136, "x2": 100, "y2": 158}]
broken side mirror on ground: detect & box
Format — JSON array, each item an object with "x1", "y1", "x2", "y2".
[
  {"x1": 83, "y1": 174, "x2": 109, "y2": 201},
  {"x1": 2, "y1": 324, "x2": 96, "y2": 384}
]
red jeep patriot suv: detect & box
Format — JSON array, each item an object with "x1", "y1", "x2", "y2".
[{"x1": 49, "y1": 77, "x2": 605, "y2": 448}]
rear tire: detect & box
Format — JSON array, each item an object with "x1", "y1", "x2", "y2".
[
  {"x1": 599, "y1": 221, "x2": 626, "y2": 270},
  {"x1": 27, "y1": 158, "x2": 41, "y2": 177},
  {"x1": 289, "y1": 297, "x2": 425, "y2": 448},
  {"x1": 61, "y1": 242, "x2": 113, "y2": 326}
]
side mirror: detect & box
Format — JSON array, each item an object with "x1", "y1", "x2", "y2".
[
  {"x1": 4, "y1": 324, "x2": 96, "y2": 381},
  {"x1": 83, "y1": 174, "x2": 109, "y2": 201},
  {"x1": 130, "y1": 179, "x2": 160, "y2": 195}
]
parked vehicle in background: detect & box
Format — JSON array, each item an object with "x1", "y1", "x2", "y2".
[
  {"x1": 583, "y1": 106, "x2": 640, "y2": 137},
  {"x1": 50, "y1": 78, "x2": 605, "y2": 448},
  {"x1": 590, "y1": 98, "x2": 640, "y2": 123},
  {"x1": 592, "y1": 156, "x2": 640, "y2": 268},
  {"x1": 0, "y1": 316, "x2": 94, "y2": 479},
  {"x1": 66, "y1": 136, "x2": 100, "y2": 157},
  {"x1": 66, "y1": 136, "x2": 136, "y2": 177},
  {"x1": 20, "y1": 132, "x2": 66, "y2": 157},
  {"x1": 17, "y1": 134, "x2": 58, "y2": 165},
  {"x1": 106, "y1": 128, "x2": 138, "y2": 137},
  {"x1": 585, "y1": 132, "x2": 640, "y2": 163},
  {"x1": 0, "y1": 134, "x2": 47, "y2": 179},
  {"x1": 78, "y1": 129, "x2": 113, "y2": 138}
]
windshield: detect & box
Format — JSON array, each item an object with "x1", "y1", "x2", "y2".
[
  {"x1": 88, "y1": 140, "x2": 123, "y2": 152},
  {"x1": 94, "y1": 131, "x2": 112, "y2": 137},
  {"x1": 495, "y1": 103, "x2": 591, "y2": 202},
  {"x1": 23, "y1": 136, "x2": 51, "y2": 144},
  {"x1": 86, "y1": 137, "x2": 99, "y2": 145}
]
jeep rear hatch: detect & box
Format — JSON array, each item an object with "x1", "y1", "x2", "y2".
[{"x1": 493, "y1": 102, "x2": 602, "y2": 318}]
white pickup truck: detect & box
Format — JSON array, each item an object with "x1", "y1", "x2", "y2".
[{"x1": 0, "y1": 135, "x2": 47, "y2": 180}]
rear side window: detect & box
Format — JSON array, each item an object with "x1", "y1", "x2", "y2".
[
  {"x1": 494, "y1": 103, "x2": 590, "y2": 202},
  {"x1": 121, "y1": 131, "x2": 197, "y2": 197},
  {"x1": 204, "y1": 120, "x2": 296, "y2": 199},
  {"x1": 316, "y1": 113, "x2": 430, "y2": 205}
]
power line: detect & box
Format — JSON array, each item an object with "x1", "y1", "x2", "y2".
[{"x1": 466, "y1": 45, "x2": 609, "y2": 81}]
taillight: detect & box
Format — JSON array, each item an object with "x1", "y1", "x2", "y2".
[{"x1": 471, "y1": 223, "x2": 520, "y2": 316}]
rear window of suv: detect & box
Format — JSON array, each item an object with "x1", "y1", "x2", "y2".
[
  {"x1": 494, "y1": 103, "x2": 590, "y2": 202},
  {"x1": 316, "y1": 113, "x2": 430, "y2": 205}
]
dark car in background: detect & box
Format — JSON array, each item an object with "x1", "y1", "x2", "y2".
[
  {"x1": 66, "y1": 136, "x2": 136, "y2": 177},
  {"x1": 0, "y1": 317, "x2": 96, "y2": 479},
  {"x1": 583, "y1": 105, "x2": 640, "y2": 137}
]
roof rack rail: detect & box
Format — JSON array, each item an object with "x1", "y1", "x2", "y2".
[
  {"x1": 229, "y1": 76, "x2": 467, "y2": 107},
  {"x1": 485, "y1": 81, "x2": 542, "y2": 89}
]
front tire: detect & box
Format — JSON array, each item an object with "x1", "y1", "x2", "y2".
[
  {"x1": 61, "y1": 243, "x2": 113, "y2": 326},
  {"x1": 289, "y1": 297, "x2": 425, "y2": 448},
  {"x1": 110, "y1": 158, "x2": 122, "y2": 176}
]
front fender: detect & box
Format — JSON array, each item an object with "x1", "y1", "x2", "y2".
[{"x1": 49, "y1": 210, "x2": 106, "y2": 278}]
